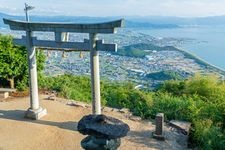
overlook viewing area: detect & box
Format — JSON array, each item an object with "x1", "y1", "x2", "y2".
[{"x1": 0, "y1": 95, "x2": 189, "y2": 150}]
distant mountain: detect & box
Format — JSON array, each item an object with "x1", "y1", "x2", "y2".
[
  {"x1": 125, "y1": 20, "x2": 179, "y2": 28},
  {"x1": 0, "y1": 12, "x2": 24, "y2": 27},
  {"x1": 1, "y1": 12, "x2": 225, "y2": 29},
  {"x1": 125, "y1": 15, "x2": 225, "y2": 25},
  {"x1": 0, "y1": 12, "x2": 178, "y2": 29},
  {"x1": 0, "y1": 12, "x2": 10, "y2": 18},
  {"x1": 0, "y1": 12, "x2": 8, "y2": 26},
  {"x1": 195, "y1": 15, "x2": 225, "y2": 25}
]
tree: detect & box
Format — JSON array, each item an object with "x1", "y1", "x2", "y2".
[{"x1": 0, "y1": 34, "x2": 45, "y2": 89}]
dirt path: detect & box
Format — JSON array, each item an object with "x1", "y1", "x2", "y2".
[{"x1": 0, "y1": 95, "x2": 189, "y2": 150}]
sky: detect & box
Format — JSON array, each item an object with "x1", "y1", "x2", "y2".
[{"x1": 0, "y1": 0, "x2": 225, "y2": 17}]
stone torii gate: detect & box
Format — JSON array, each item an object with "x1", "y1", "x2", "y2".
[{"x1": 3, "y1": 18, "x2": 124, "y2": 120}]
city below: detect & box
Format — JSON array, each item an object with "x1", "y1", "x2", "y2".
[{"x1": 1, "y1": 20, "x2": 224, "y2": 89}]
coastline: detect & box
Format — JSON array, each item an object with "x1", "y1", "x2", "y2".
[{"x1": 175, "y1": 47, "x2": 225, "y2": 76}]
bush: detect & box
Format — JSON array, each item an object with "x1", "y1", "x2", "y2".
[
  {"x1": 191, "y1": 120, "x2": 225, "y2": 150},
  {"x1": 38, "y1": 74, "x2": 225, "y2": 149},
  {"x1": 0, "y1": 35, "x2": 46, "y2": 90},
  {"x1": 185, "y1": 75, "x2": 225, "y2": 103},
  {"x1": 151, "y1": 92, "x2": 194, "y2": 120},
  {"x1": 103, "y1": 82, "x2": 153, "y2": 118},
  {"x1": 158, "y1": 74, "x2": 225, "y2": 149},
  {"x1": 158, "y1": 80, "x2": 186, "y2": 96},
  {"x1": 39, "y1": 74, "x2": 92, "y2": 103}
]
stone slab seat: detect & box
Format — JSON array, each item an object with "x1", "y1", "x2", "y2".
[{"x1": 0, "y1": 88, "x2": 16, "y2": 99}]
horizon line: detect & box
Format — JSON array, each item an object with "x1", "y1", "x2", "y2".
[{"x1": 1, "y1": 11, "x2": 225, "y2": 19}]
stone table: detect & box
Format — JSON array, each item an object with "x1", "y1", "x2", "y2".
[{"x1": 78, "y1": 114, "x2": 130, "y2": 150}]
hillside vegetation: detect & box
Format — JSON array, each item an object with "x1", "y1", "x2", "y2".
[
  {"x1": 115, "y1": 43, "x2": 159, "y2": 57},
  {"x1": 0, "y1": 34, "x2": 45, "y2": 89},
  {"x1": 146, "y1": 71, "x2": 183, "y2": 80},
  {"x1": 39, "y1": 74, "x2": 225, "y2": 150}
]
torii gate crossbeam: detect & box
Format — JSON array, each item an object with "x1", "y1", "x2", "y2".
[{"x1": 3, "y1": 18, "x2": 124, "y2": 120}]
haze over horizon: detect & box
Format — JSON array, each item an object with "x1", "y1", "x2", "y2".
[{"x1": 0, "y1": 0, "x2": 225, "y2": 17}]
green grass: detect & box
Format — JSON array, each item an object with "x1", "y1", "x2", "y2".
[{"x1": 39, "y1": 74, "x2": 225, "y2": 150}]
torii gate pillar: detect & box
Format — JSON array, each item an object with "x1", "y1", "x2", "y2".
[
  {"x1": 25, "y1": 30, "x2": 47, "y2": 119},
  {"x1": 90, "y1": 33, "x2": 101, "y2": 114}
]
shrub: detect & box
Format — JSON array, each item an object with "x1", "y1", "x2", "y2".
[
  {"x1": 38, "y1": 74, "x2": 225, "y2": 149},
  {"x1": 191, "y1": 120, "x2": 225, "y2": 150},
  {"x1": 151, "y1": 92, "x2": 193, "y2": 120}
]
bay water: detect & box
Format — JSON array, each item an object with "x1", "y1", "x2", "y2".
[{"x1": 136, "y1": 26, "x2": 225, "y2": 70}]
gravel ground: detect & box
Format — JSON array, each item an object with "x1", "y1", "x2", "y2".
[{"x1": 0, "y1": 95, "x2": 189, "y2": 150}]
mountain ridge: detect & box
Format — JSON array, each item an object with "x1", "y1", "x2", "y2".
[{"x1": 1, "y1": 12, "x2": 225, "y2": 28}]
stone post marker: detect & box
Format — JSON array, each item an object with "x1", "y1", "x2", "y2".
[
  {"x1": 153, "y1": 113, "x2": 165, "y2": 140},
  {"x1": 3, "y1": 18, "x2": 124, "y2": 119}
]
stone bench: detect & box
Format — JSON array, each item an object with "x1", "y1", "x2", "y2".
[{"x1": 0, "y1": 88, "x2": 16, "y2": 99}]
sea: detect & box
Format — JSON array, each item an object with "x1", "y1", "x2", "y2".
[{"x1": 136, "y1": 25, "x2": 225, "y2": 70}]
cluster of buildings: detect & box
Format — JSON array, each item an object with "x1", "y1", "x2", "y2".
[
  {"x1": 45, "y1": 49, "x2": 203, "y2": 88},
  {"x1": 0, "y1": 28, "x2": 208, "y2": 88}
]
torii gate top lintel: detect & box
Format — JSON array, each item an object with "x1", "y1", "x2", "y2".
[
  {"x1": 3, "y1": 18, "x2": 125, "y2": 51},
  {"x1": 3, "y1": 18, "x2": 125, "y2": 34}
]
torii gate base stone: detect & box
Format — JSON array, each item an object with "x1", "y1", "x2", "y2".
[{"x1": 3, "y1": 18, "x2": 124, "y2": 120}]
